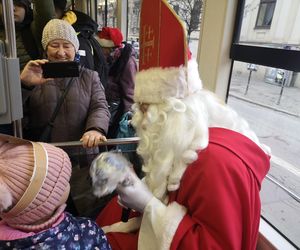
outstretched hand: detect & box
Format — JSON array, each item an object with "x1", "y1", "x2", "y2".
[
  {"x1": 80, "y1": 130, "x2": 107, "y2": 148},
  {"x1": 20, "y1": 59, "x2": 51, "y2": 87},
  {"x1": 116, "y1": 169, "x2": 153, "y2": 213}
]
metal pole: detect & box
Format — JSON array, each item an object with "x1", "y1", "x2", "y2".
[
  {"x1": 244, "y1": 70, "x2": 252, "y2": 95},
  {"x1": 2, "y1": 0, "x2": 23, "y2": 138},
  {"x1": 277, "y1": 78, "x2": 286, "y2": 105},
  {"x1": 105, "y1": 0, "x2": 108, "y2": 26},
  {"x1": 2, "y1": 0, "x2": 17, "y2": 58}
]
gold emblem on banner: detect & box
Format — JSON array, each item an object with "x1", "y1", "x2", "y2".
[{"x1": 141, "y1": 25, "x2": 155, "y2": 65}]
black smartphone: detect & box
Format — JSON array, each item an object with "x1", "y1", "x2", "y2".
[{"x1": 41, "y1": 61, "x2": 79, "y2": 78}]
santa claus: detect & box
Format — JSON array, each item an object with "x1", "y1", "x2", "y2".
[{"x1": 96, "y1": 0, "x2": 271, "y2": 249}]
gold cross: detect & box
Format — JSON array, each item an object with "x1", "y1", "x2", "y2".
[{"x1": 141, "y1": 25, "x2": 155, "y2": 65}]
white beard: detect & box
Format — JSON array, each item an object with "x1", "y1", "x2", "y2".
[
  {"x1": 131, "y1": 96, "x2": 209, "y2": 202},
  {"x1": 131, "y1": 90, "x2": 270, "y2": 203}
]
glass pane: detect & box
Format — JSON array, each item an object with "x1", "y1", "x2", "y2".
[
  {"x1": 227, "y1": 61, "x2": 300, "y2": 247},
  {"x1": 96, "y1": 0, "x2": 118, "y2": 29},
  {"x1": 256, "y1": 4, "x2": 268, "y2": 27},
  {"x1": 167, "y1": 0, "x2": 203, "y2": 59},
  {"x1": 127, "y1": 0, "x2": 141, "y2": 41},
  {"x1": 127, "y1": 0, "x2": 141, "y2": 60},
  {"x1": 239, "y1": 0, "x2": 299, "y2": 51},
  {"x1": 126, "y1": 0, "x2": 202, "y2": 61}
]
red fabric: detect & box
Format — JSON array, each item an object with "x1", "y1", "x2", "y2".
[
  {"x1": 96, "y1": 128, "x2": 270, "y2": 250},
  {"x1": 96, "y1": 196, "x2": 139, "y2": 250},
  {"x1": 139, "y1": 0, "x2": 187, "y2": 70},
  {"x1": 99, "y1": 27, "x2": 123, "y2": 47}
]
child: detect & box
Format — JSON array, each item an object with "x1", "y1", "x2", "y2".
[{"x1": 0, "y1": 134, "x2": 111, "y2": 249}]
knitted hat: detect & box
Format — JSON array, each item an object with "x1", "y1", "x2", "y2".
[
  {"x1": 0, "y1": 134, "x2": 72, "y2": 232},
  {"x1": 42, "y1": 19, "x2": 79, "y2": 51},
  {"x1": 97, "y1": 27, "x2": 123, "y2": 48},
  {"x1": 134, "y1": 0, "x2": 202, "y2": 104}
]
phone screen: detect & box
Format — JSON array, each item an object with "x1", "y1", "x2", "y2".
[{"x1": 41, "y1": 61, "x2": 79, "y2": 78}]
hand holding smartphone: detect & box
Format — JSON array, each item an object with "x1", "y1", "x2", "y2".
[{"x1": 41, "y1": 61, "x2": 79, "y2": 78}]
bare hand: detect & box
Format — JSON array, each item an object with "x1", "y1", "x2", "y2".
[
  {"x1": 80, "y1": 130, "x2": 107, "y2": 148},
  {"x1": 20, "y1": 59, "x2": 52, "y2": 87}
]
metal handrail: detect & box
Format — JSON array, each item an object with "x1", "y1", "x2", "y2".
[
  {"x1": 51, "y1": 137, "x2": 140, "y2": 147},
  {"x1": 265, "y1": 174, "x2": 300, "y2": 203},
  {"x1": 52, "y1": 137, "x2": 300, "y2": 203}
]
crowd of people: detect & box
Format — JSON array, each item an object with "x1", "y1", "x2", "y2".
[{"x1": 0, "y1": 0, "x2": 271, "y2": 249}]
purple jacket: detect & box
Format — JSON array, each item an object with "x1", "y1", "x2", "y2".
[{"x1": 106, "y1": 53, "x2": 137, "y2": 113}]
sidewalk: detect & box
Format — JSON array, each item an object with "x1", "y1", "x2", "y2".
[{"x1": 229, "y1": 74, "x2": 300, "y2": 117}]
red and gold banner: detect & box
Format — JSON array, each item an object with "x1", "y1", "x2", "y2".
[{"x1": 139, "y1": 0, "x2": 188, "y2": 71}]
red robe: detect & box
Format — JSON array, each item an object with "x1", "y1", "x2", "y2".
[{"x1": 96, "y1": 128, "x2": 270, "y2": 250}]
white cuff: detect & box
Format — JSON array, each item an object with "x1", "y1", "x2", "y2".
[{"x1": 139, "y1": 197, "x2": 187, "y2": 250}]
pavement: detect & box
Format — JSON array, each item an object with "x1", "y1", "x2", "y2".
[
  {"x1": 228, "y1": 73, "x2": 300, "y2": 118},
  {"x1": 229, "y1": 73, "x2": 300, "y2": 248}
]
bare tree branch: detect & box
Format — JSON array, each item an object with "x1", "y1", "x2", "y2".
[{"x1": 168, "y1": 0, "x2": 203, "y2": 41}]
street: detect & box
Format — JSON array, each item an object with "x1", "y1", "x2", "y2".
[
  {"x1": 228, "y1": 96, "x2": 300, "y2": 247},
  {"x1": 228, "y1": 96, "x2": 300, "y2": 194}
]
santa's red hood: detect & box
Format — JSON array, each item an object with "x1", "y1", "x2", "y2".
[{"x1": 209, "y1": 127, "x2": 270, "y2": 189}]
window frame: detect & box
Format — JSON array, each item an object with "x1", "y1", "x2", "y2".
[
  {"x1": 254, "y1": 0, "x2": 276, "y2": 29},
  {"x1": 230, "y1": 0, "x2": 300, "y2": 73},
  {"x1": 229, "y1": 1, "x2": 300, "y2": 248}
]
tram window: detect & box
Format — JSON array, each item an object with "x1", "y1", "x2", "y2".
[
  {"x1": 127, "y1": 0, "x2": 140, "y2": 46},
  {"x1": 228, "y1": 0, "x2": 300, "y2": 248},
  {"x1": 126, "y1": 0, "x2": 202, "y2": 59},
  {"x1": 97, "y1": 0, "x2": 117, "y2": 28}
]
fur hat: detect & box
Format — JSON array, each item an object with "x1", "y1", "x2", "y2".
[
  {"x1": 97, "y1": 27, "x2": 123, "y2": 48},
  {"x1": 134, "y1": 0, "x2": 202, "y2": 104},
  {"x1": 0, "y1": 134, "x2": 72, "y2": 232},
  {"x1": 42, "y1": 19, "x2": 79, "y2": 51}
]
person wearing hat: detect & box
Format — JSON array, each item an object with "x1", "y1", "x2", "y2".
[
  {"x1": 97, "y1": 27, "x2": 137, "y2": 139},
  {"x1": 21, "y1": 19, "x2": 110, "y2": 149},
  {"x1": 95, "y1": 0, "x2": 271, "y2": 249},
  {"x1": 0, "y1": 134, "x2": 111, "y2": 249},
  {"x1": 32, "y1": 0, "x2": 109, "y2": 89},
  {"x1": 0, "y1": 0, "x2": 40, "y2": 70},
  {"x1": 0, "y1": 0, "x2": 40, "y2": 136}
]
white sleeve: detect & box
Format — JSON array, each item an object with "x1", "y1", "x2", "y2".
[{"x1": 138, "y1": 197, "x2": 187, "y2": 250}]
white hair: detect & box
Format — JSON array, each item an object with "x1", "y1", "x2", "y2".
[{"x1": 131, "y1": 90, "x2": 270, "y2": 202}]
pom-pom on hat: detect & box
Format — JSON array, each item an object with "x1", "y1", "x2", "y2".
[
  {"x1": 42, "y1": 19, "x2": 79, "y2": 51},
  {"x1": 134, "y1": 0, "x2": 202, "y2": 104},
  {"x1": 97, "y1": 27, "x2": 123, "y2": 48},
  {"x1": 0, "y1": 134, "x2": 72, "y2": 232}
]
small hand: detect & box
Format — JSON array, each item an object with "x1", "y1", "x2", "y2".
[
  {"x1": 80, "y1": 130, "x2": 107, "y2": 148},
  {"x1": 116, "y1": 169, "x2": 153, "y2": 213},
  {"x1": 20, "y1": 59, "x2": 52, "y2": 86}
]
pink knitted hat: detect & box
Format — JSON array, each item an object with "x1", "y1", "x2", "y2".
[{"x1": 0, "y1": 134, "x2": 71, "y2": 232}]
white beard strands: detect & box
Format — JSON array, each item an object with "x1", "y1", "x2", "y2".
[
  {"x1": 132, "y1": 98, "x2": 209, "y2": 202},
  {"x1": 131, "y1": 90, "x2": 271, "y2": 203}
]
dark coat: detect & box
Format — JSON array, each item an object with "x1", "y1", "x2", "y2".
[
  {"x1": 105, "y1": 44, "x2": 137, "y2": 138},
  {"x1": 72, "y1": 10, "x2": 109, "y2": 89},
  {"x1": 22, "y1": 67, "x2": 110, "y2": 143}
]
